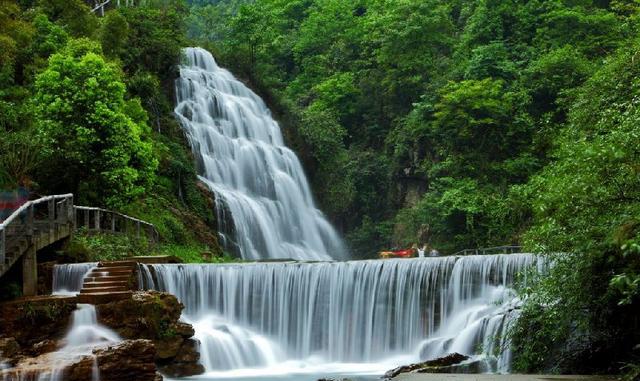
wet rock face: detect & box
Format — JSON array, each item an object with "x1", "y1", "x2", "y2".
[
  {"x1": 0, "y1": 337, "x2": 20, "y2": 366},
  {"x1": 96, "y1": 291, "x2": 204, "y2": 378},
  {"x1": 93, "y1": 339, "x2": 160, "y2": 381},
  {"x1": 157, "y1": 338, "x2": 205, "y2": 377},
  {"x1": 0, "y1": 339, "x2": 163, "y2": 381},
  {"x1": 0, "y1": 297, "x2": 76, "y2": 346},
  {"x1": 384, "y1": 352, "x2": 471, "y2": 378},
  {"x1": 96, "y1": 291, "x2": 183, "y2": 340},
  {"x1": 0, "y1": 291, "x2": 203, "y2": 379}
]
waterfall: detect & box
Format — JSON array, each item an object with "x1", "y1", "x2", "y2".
[
  {"x1": 139, "y1": 253, "x2": 542, "y2": 374},
  {"x1": 52, "y1": 263, "x2": 96, "y2": 295},
  {"x1": 174, "y1": 47, "x2": 347, "y2": 261},
  {"x1": 3, "y1": 304, "x2": 121, "y2": 381}
]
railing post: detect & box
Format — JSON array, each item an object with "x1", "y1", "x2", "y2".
[
  {"x1": 111, "y1": 214, "x2": 116, "y2": 232},
  {"x1": 48, "y1": 199, "x2": 55, "y2": 223},
  {"x1": 84, "y1": 209, "x2": 90, "y2": 230},
  {"x1": 27, "y1": 204, "x2": 34, "y2": 237},
  {"x1": 137, "y1": 221, "x2": 141, "y2": 238},
  {"x1": 95, "y1": 210, "x2": 101, "y2": 232},
  {"x1": 0, "y1": 228, "x2": 5, "y2": 267}
]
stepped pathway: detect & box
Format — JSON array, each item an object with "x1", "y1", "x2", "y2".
[{"x1": 78, "y1": 260, "x2": 136, "y2": 303}]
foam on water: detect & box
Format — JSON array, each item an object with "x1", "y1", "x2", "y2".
[{"x1": 138, "y1": 254, "x2": 542, "y2": 376}]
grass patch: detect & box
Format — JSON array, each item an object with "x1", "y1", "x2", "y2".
[{"x1": 64, "y1": 230, "x2": 238, "y2": 263}]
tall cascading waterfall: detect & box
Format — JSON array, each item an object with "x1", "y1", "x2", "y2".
[
  {"x1": 174, "y1": 47, "x2": 346, "y2": 261},
  {"x1": 139, "y1": 253, "x2": 543, "y2": 375}
]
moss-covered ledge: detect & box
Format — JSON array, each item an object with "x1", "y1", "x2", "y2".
[{"x1": 96, "y1": 291, "x2": 204, "y2": 377}]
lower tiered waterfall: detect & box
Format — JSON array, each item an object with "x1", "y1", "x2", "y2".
[{"x1": 138, "y1": 254, "x2": 542, "y2": 375}]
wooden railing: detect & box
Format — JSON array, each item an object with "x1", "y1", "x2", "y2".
[
  {"x1": 73, "y1": 206, "x2": 159, "y2": 243},
  {"x1": 0, "y1": 194, "x2": 74, "y2": 265},
  {"x1": 451, "y1": 245, "x2": 523, "y2": 256}
]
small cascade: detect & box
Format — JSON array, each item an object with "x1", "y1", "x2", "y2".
[
  {"x1": 52, "y1": 263, "x2": 96, "y2": 295},
  {"x1": 139, "y1": 253, "x2": 543, "y2": 374},
  {"x1": 174, "y1": 47, "x2": 347, "y2": 261},
  {"x1": 192, "y1": 315, "x2": 285, "y2": 371},
  {"x1": 3, "y1": 304, "x2": 120, "y2": 381}
]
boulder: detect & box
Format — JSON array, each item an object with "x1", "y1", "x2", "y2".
[
  {"x1": 383, "y1": 353, "x2": 470, "y2": 378},
  {"x1": 93, "y1": 339, "x2": 160, "y2": 381},
  {"x1": 0, "y1": 337, "x2": 20, "y2": 365},
  {"x1": 157, "y1": 338, "x2": 204, "y2": 377},
  {"x1": 96, "y1": 291, "x2": 183, "y2": 340},
  {"x1": 96, "y1": 291, "x2": 204, "y2": 377},
  {"x1": 0, "y1": 297, "x2": 76, "y2": 346},
  {"x1": 0, "y1": 340, "x2": 162, "y2": 381},
  {"x1": 30, "y1": 339, "x2": 57, "y2": 356}
]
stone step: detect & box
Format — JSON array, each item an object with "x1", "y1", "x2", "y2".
[
  {"x1": 98, "y1": 260, "x2": 137, "y2": 268},
  {"x1": 93, "y1": 265, "x2": 135, "y2": 271},
  {"x1": 77, "y1": 291, "x2": 132, "y2": 304},
  {"x1": 83, "y1": 275, "x2": 131, "y2": 283},
  {"x1": 88, "y1": 268, "x2": 133, "y2": 276},
  {"x1": 80, "y1": 285, "x2": 129, "y2": 294},
  {"x1": 83, "y1": 281, "x2": 129, "y2": 289}
]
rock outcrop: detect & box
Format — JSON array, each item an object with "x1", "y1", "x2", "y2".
[
  {"x1": 384, "y1": 353, "x2": 471, "y2": 378},
  {"x1": 0, "y1": 337, "x2": 20, "y2": 367},
  {"x1": 0, "y1": 291, "x2": 203, "y2": 379},
  {"x1": 0, "y1": 297, "x2": 76, "y2": 347},
  {"x1": 96, "y1": 291, "x2": 204, "y2": 377},
  {"x1": 0, "y1": 339, "x2": 162, "y2": 381}
]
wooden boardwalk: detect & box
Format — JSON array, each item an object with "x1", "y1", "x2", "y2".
[{"x1": 0, "y1": 194, "x2": 158, "y2": 296}]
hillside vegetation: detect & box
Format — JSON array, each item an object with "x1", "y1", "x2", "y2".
[
  {"x1": 0, "y1": 0, "x2": 224, "y2": 261},
  {"x1": 0, "y1": 0, "x2": 639, "y2": 375},
  {"x1": 187, "y1": 0, "x2": 640, "y2": 375}
]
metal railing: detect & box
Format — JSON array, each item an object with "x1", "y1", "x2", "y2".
[
  {"x1": 73, "y1": 206, "x2": 159, "y2": 243},
  {"x1": 0, "y1": 194, "x2": 74, "y2": 265},
  {"x1": 451, "y1": 245, "x2": 523, "y2": 256}
]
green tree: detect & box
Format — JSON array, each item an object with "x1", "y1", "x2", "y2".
[
  {"x1": 34, "y1": 39, "x2": 157, "y2": 207},
  {"x1": 100, "y1": 10, "x2": 129, "y2": 59},
  {"x1": 512, "y1": 40, "x2": 640, "y2": 374}
]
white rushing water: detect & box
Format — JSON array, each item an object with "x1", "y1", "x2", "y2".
[
  {"x1": 174, "y1": 47, "x2": 347, "y2": 261},
  {"x1": 3, "y1": 304, "x2": 121, "y2": 381},
  {"x1": 138, "y1": 254, "x2": 542, "y2": 376},
  {"x1": 52, "y1": 263, "x2": 96, "y2": 295}
]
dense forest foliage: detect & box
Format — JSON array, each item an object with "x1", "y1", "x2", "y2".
[
  {"x1": 187, "y1": 0, "x2": 640, "y2": 375},
  {"x1": 1, "y1": 0, "x2": 639, "y2": 376},
  {"x1": 0, "y1": 0, "x2": 224, "y2": 262}
]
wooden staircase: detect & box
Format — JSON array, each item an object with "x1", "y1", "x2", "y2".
[{"x1": 78, "y1": 260, "x2": 136, "y2": 302}]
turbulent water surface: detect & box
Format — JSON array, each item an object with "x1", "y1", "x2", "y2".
[{"x1": 174, "y1": 47, "x2": 346, "y2": 261}]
